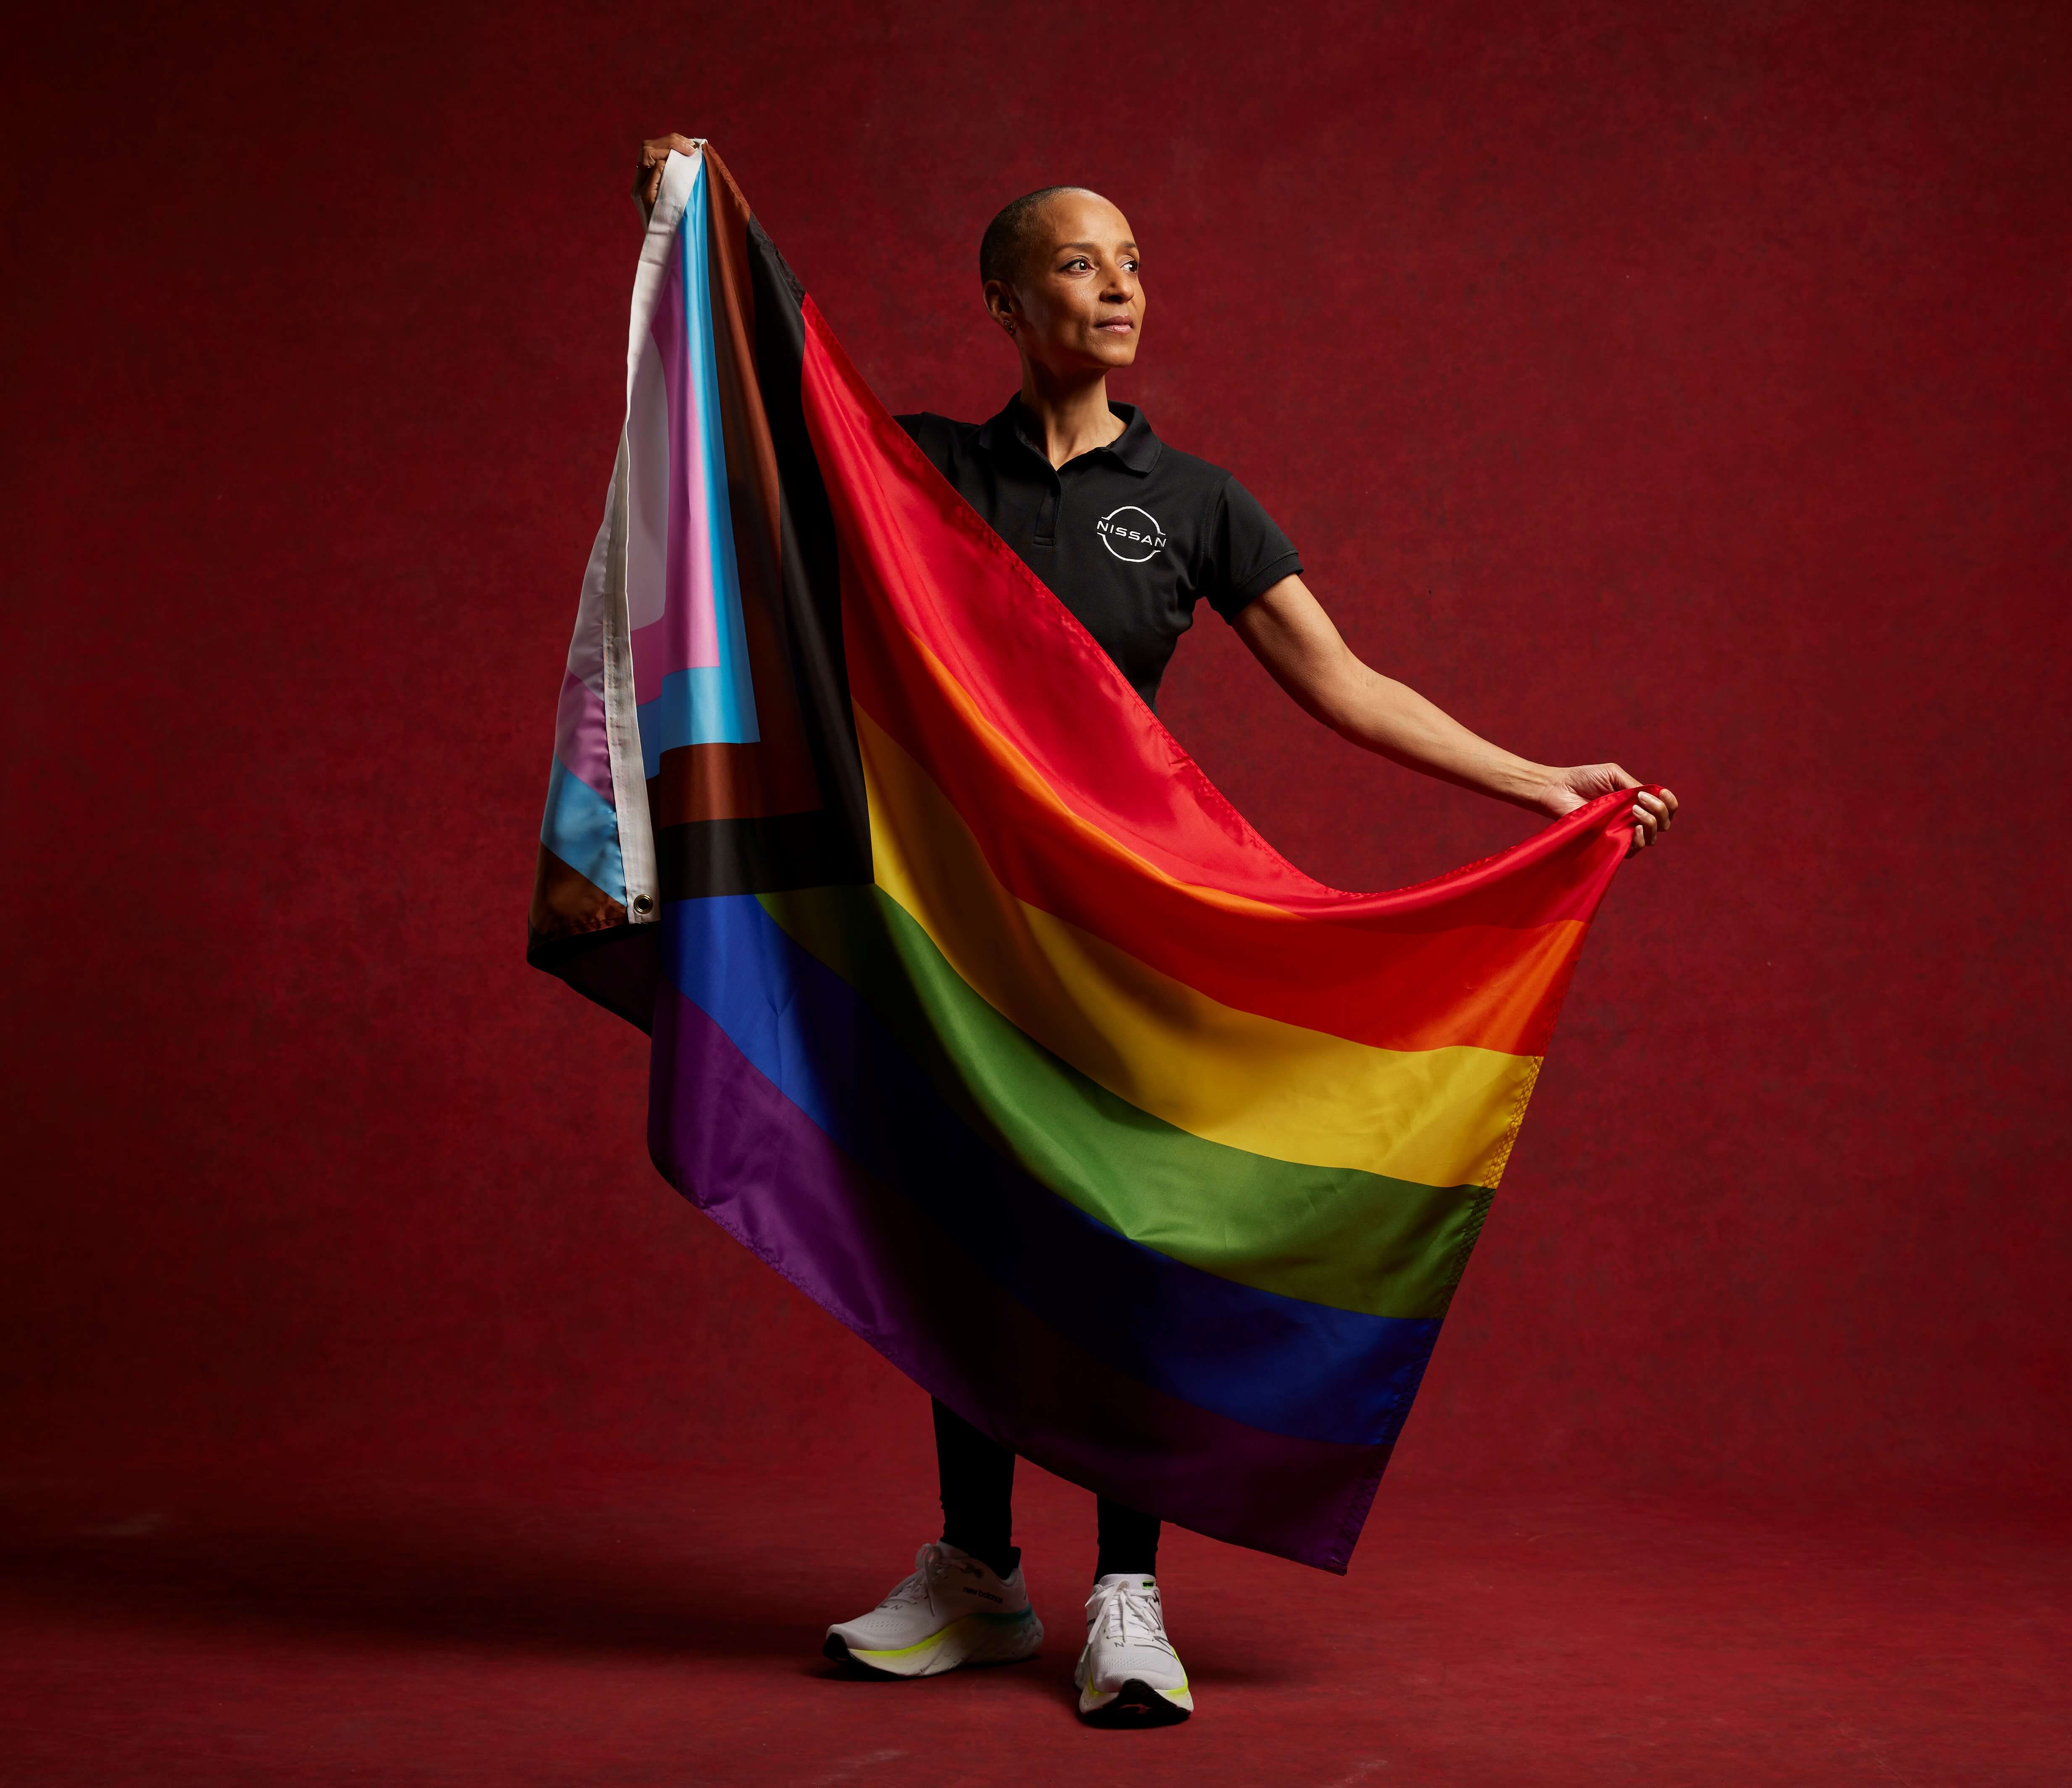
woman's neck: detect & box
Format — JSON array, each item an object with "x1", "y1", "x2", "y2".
[{"x1": 1017, "y1": 362, "x2": 1126, "y2": 468}]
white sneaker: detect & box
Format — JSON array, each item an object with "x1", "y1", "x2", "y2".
[
  {"x1": 1074, "y1": 1573, "x2": 1194, "y2": 1725},
  {"x1": 823, "y1": 1542, "x2": 1043, "y2": 1677}
]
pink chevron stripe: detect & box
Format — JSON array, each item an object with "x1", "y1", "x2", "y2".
[{"x1": 551, "y1": 672, "x2": 615, "y2": 805}]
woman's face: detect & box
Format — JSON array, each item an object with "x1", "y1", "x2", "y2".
[{"x1": 988, "y1": 192, "x2": 1144, "y2": 376}]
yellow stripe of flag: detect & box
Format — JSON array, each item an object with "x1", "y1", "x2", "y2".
[{"x1": 857, "y1": 708, "x2": 1541, "y2": 1190}]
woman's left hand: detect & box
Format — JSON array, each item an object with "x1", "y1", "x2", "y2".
[{"x1": 1537, "y1": 763, "x2": 1678, "y2": 856}]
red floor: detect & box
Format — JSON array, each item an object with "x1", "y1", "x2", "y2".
[{"x1": 1, "y1": 1462, "x2": 2062, "y2": 1786}]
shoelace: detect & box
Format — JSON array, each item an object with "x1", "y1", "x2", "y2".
[
  {"x1": 877, "y1": 1542, "x2": 952, "y2": 1610},
  {"x1": 1084, "y1": 1576, "x2": 1171, "y2": 1654}
]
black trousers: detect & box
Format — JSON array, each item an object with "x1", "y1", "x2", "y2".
[{"x1": 932, "y1": 1397, "x2": 1161, "y2": 1582}]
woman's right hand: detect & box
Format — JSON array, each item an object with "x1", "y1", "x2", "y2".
[{"x1": 633, "y1": 134, "x2": 699, "y2": 213}]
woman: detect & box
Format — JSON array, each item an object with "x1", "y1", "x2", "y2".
[{"x1": 635, "y1": 135, "x2": 1678, "y2": 1729}]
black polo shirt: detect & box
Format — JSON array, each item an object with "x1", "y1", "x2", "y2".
[{"x1": 897, "y1": 397, "x2": 1302, "y2": 709}]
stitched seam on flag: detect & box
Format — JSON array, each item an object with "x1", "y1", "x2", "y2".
[
  {"x1": 1432, "y1": 1187, "x2": 1497, "y2": 1322},
  {"x1": 593, "y1": 152, "x2": 709, "y2": 924},
  {"x1": 1478, "y1": 1057, "x2": 1543, "y2": 1191}
]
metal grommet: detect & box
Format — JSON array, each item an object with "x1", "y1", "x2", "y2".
[{"x1": 632, "y1": 894, "x2": 655, "y2": 914}]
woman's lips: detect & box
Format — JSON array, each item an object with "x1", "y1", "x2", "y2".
[{"x1": 1095, "y1": 319, "x2": 1135, "y2": 332}]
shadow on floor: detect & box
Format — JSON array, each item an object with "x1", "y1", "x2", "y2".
[{"x1": 0, "y1": 1478, "x2": 936, "y2": 1667}]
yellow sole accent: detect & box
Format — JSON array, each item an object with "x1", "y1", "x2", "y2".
[{"x1": 845, "y1": 1609, "x2": 1039, "y2": 1671}]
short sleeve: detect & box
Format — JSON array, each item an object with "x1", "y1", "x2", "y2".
[{"x1": 1203, "y1": 477, "x2": 1302, "y2": 622}]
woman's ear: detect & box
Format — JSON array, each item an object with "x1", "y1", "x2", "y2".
[{"x1": 982, "y1": 279, "x2": 1018, "y2": 337}]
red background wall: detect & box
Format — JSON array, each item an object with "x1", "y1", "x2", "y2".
[{"x1": 8, "y1": 0, "x2": 2067, "y2": 1504}]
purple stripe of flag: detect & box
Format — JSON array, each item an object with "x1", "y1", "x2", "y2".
[{"x1": 649, "y1": 979, "x2": 1386, "y2": 1572}]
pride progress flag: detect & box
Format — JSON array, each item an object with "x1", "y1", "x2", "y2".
[{"x1": 530, "y1": 144, "x2": 1637, "y2": 1572}]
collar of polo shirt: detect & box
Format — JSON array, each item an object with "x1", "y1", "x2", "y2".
[{"x1": 977, "y1": 395, "x2": 1163, "y2": 476}]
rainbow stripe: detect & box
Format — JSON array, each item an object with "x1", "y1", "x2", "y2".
[{"x1": 530, "y1": 145, "x2": 1636, "y2": 1569}]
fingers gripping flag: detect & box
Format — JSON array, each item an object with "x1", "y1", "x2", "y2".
[{"x1": 530, "y1": 144, "x2": 1636, "y2": 1571}]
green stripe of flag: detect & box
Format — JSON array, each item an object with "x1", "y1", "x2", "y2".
[{"x1": 759, "y1": 885, "x2": 1492, "y2": 1322}]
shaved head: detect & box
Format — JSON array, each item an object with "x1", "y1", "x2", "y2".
[{"x1": 979, "y1": 186, "x2": 1107, "y2": 286}]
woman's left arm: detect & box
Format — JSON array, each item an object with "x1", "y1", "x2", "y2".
[{"x1": 1231, "y1": 574, "x2": 1678, "y2": 853}]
